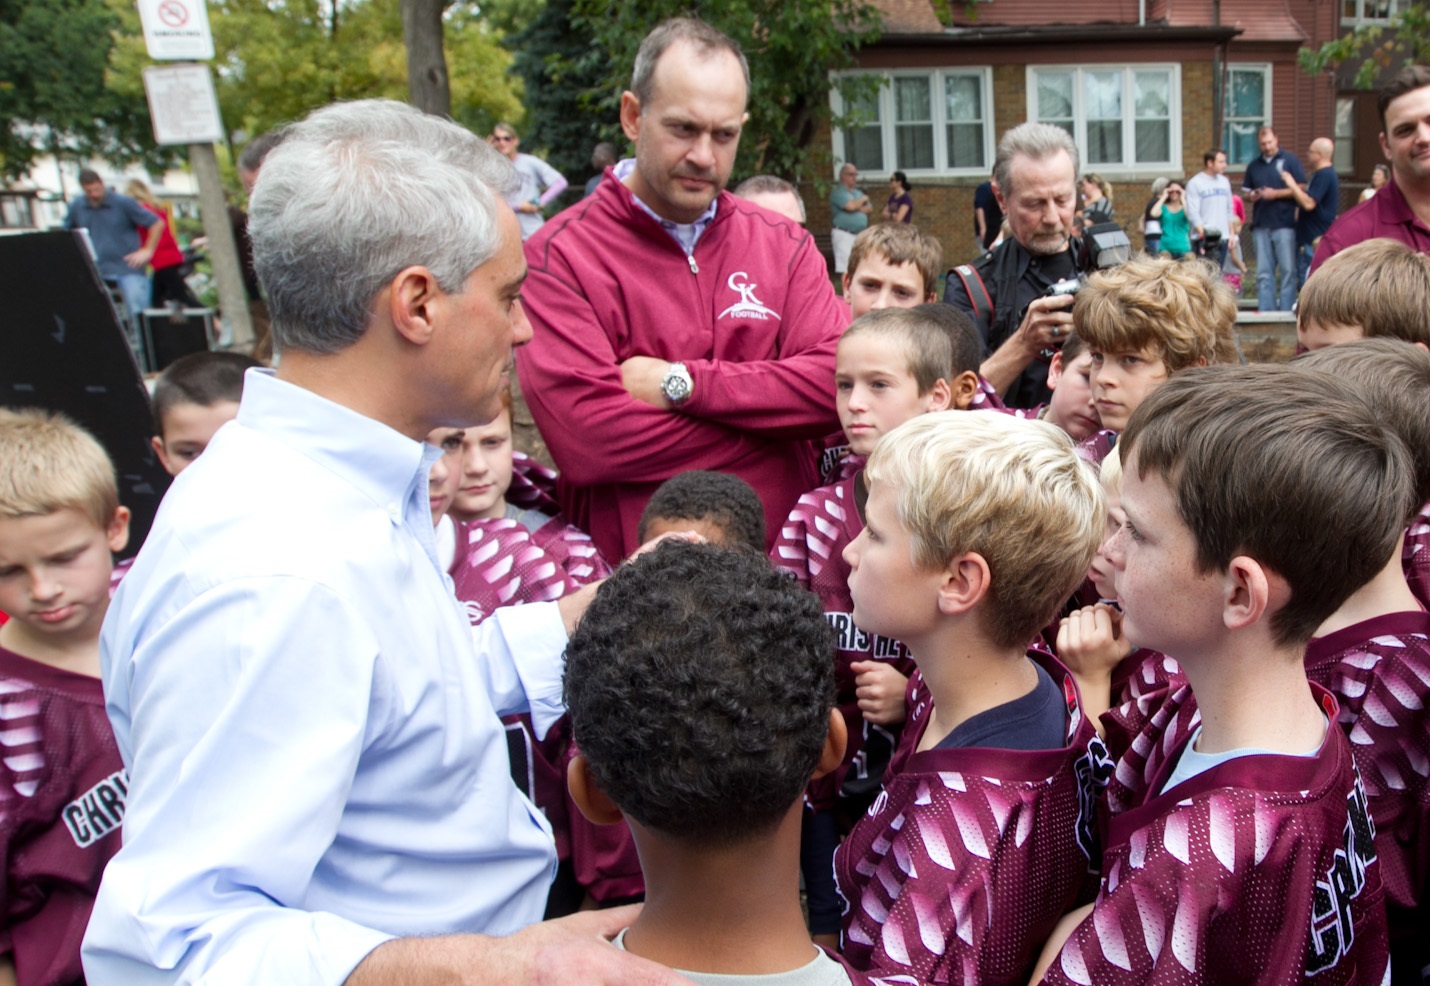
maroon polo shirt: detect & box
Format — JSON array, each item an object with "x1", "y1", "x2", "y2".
[{"x1": 1310, "y1": 178, "x2": 1430, "y2": 275}]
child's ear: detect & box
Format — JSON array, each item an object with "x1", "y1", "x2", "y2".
[
  {"x1": 1223, "y1": 554, "x2": 1279, "y2": 632},
  {"x1": 107, "y1": 506, "x2": 132, "y2": 555},
  {"x1": 950, "y1": 371, "x2": 981, "y2": 410},
  {"x1": 924, "y1": 377, "x2": 953, "y2": 412},
  {"x1": 811, "y1": 709, "x2": 849, "y2": 780},
  {"x1": 567, "y1": 754, "x2": 624, "y2": 826},
  {"x1": 1047, "y1": 351, "x2": 1065, "y2": 389},
  {"x1": 938, "y1": 551, "x2": 991, "y2": 616},
  {"x1": 151, "y1": 435, "x2": 176, "y2": 477},
  {"x1": 841, "y1": 271, "x2": 853, "y2": 297}
]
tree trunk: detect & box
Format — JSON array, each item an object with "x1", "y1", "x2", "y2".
[{"x1": 402, "y1": 0, "x2": 451, "y2": 117}]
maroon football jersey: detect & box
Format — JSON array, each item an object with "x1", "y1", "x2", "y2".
[
  {"x1": 772, "y1": 477, "x2": 915, "y2": 813},
  {"x1": 1402, "y1": 501, "x2": 1430, "y2": 611},
  {"x1": 1305, "y1": 610, "x2": 1430, "y2": 973},
  {"x1": 1045, "y1": 686, "x2": 1390, "y2": 986},
  {"x1": 835, "y1": 653, "x2": 1113, "y2": 986},
  {"x1": 1, "y1": 646, "x2": 126, "y2": 986},
  {"x1": 1076, "y1": 430, "x2": 1116, "y2": 468},
  {"x1": 449, "y1": 514, "x2": 611, "y2": 624},
  {"x1": 1099, "y1": 681, "x2": 1203, "y2": 818},
  {"x1": 1110, "y1": 649, "x2": 1185, "y2": 709}
]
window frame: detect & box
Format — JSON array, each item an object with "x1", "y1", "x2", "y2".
[
  {"x1": 830, "y1": 67, "x2": 996, "y2": 178},
  {"x1": 1342, "y1": 0, "x2": 1396, "y2": 26},
  {"x1": 1026, "y1": 64, "x2": 1182, "y2": 175},
  {"x1": 1222, "y1": 63, "x2": 1272, "y2": 167}
]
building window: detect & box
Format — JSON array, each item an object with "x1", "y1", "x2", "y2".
[
  {"x1": 1223, "y1": 65, "x2": 1271, "y2": 166},
  {"x1": 1343, "y1": 0, "x2": 1395, "y2": 25},
  {"x1": 833, "y1": 69, "x2": 994, "y2": 177},
  {"x1": 1334, "y1": 96, "x2": 1355, "y2": 173},
  {"x1": 1029, "y1": 65, "x2": 1179, "y2": 171}
]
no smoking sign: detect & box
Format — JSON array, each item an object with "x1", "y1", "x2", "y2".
[
  {"x1": 138, "y1": 0, "x2": 214, "y2": 60},
  {"x1": 156, "y1": 0, "x2": 188, "y2": 28}
]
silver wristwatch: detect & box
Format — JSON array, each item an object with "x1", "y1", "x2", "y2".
[{"x1": 661, "y1": 362, "x2": 693, "y2": 405}]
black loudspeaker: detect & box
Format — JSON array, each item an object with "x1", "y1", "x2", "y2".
[
  {"x1": 0, "y1": 230, "x2": 171, "y2": 557},
  {"x1": 141, "y1": 307, "x2": 213, "y2": 372}
]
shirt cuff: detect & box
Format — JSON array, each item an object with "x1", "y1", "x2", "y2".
[{"x1": 490, "y1": 601, "x2": 569, "y2": 740}]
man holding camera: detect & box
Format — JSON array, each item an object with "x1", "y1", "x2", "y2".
[
  {"x1": 944, "y1": 122, "x2": 1092, "y2": 409},
  {"x1": 1185, "y1": 148, "x2": 1234, "y2": 265}
]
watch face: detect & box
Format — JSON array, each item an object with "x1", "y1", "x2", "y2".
[{"x1": 663, "y1": 365, "x2": 692, "y2": 403}]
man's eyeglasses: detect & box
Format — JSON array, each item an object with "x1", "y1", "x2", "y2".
[{"x1": 492, "y1": 134, "x2": 515, "y2": 143}]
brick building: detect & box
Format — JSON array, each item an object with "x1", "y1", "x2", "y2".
[{"x1": 803, "y1": 0, "x2": 1381, "y2": 269}]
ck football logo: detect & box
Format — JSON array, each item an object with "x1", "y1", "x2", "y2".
[{"x1": 718, "y1": 272, "x2": 781, "y2": 321}]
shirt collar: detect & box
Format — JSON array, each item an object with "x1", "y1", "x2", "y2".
[
  {"x1": 235, "y1": 368, "x2": 438, "y2": 520},
  {"x1": 612, "y1": 158, "x2": 718, "y2": 254}
]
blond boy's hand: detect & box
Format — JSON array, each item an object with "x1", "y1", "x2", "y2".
[{"x1": 850, "y1": 660, "x2": 909, "y2": 726}]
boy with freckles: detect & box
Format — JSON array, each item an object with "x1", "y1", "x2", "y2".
[{"x1": 1035, "y1": 365, "x2": 1395, "y2": 985}]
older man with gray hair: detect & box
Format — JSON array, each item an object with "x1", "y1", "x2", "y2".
[
  {"x1": 83, "y1": 99, "x2": 682, "y2": 986},
  {"x1": 944, "y1": 122, "x2": 1093, "y2": 409}
]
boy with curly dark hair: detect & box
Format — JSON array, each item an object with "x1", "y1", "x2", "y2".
[{"x1": 564, "y1": 541, "x2": 858, "y2": 985}]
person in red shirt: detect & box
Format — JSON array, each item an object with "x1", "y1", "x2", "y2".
[{"x1": 123, "y1": 180, "x2": 200, "y2": 309}]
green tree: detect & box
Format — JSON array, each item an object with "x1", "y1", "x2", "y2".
[
  {"x1": 1299, "y1": 4, "x2": 1430, "y2": 88},
  {"x1": 0, "y1": 0, "x2": 169, "y2": 180},
  {"x1": 505, "y1": 0, "x2": 617, "y2": 194},
  {"x1": 204, "y1": 0, "x2": 520, "y2": 156},
  {"x1": 548, "y1": 0, "x2": 882, "y2": 183}
]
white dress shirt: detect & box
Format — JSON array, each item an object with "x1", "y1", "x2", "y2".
[{"x1": 83, "y1": 370, "x2": 564, "y2": 984}]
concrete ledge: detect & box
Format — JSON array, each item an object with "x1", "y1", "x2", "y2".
[{"x1": 1235, "y1": 311, "x2": 1298, "y2": 363}]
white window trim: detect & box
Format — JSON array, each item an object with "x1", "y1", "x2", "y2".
[
  {"x1": 1222, "y1": 63, "x2": 1272, "y2": 166},
  {"x1": 829, "y1": 67, "x2": 996, "y2": 178},
  {"x1": 1342, "y1": 0, "x2": 1396, "y2": 26},
  {"x1": 1025, "y1": 64, "x2": 1183, "y2": 175}
]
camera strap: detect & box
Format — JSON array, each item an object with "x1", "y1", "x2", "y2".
[{"x1": 949, "y1": 264, "x2": 994, "y2": 327}]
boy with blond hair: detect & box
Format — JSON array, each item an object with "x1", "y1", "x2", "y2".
[
  {"x1": 774, "y1": 304, "x2": 981, "y2": 944},
  {"x1": 1073, "y1": 254, "x2": 1232, "y2": 434},
  {"x1": 0, "y1": 408, "x2": 131, "y2": 986},
  {"x1": 834, "y1": 411, "x2": 1108, "y2": 986},
  {"x1": 1297, "y1": 238, "x2": 1430, "y2": 351},
  {"x1": 1036, "y1": 364, "x2": 1396, "y2": 985},
  {"x1": 1293, "y1": 339, "x2": 1430, "y2": 980}
]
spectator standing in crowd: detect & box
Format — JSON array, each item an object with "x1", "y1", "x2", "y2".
[
  {"x1": 518, "y1": 18, "x2": 848, "y2": 562},
  {"x1": 584, "y1": 141, "x2": 617, "y2": 197},
  {"x1": 233, "y1": 130, "x2": 286, "y2": 362},
  {"x1": 973, "y1": 175, "x2": 1003, "y2": 253},
  {"x1": 944, "y1": 122, "x2": 1091, "y2": 409},
  {"x1": 1312, "y1": 65, "x2": 1430, "y2": 272},
  {"x1": 492, "y1": 122, "x2": 569, "y2": 240},
  {"x1": 734, "y1": 174, "x2": 806, "y2": 225},
  {"x1": 1363, "y1": 162, "x2": 1391, "y2": 202},
  {"x1": 1076, "y1": 173, "x2": 1112, "y2": 232},
  {"x1": 1185, "y1": 148, "x2": 1234, "y2": 264},
  {"x1": 882, "y1": 171, "x2": 913, "y2": 223},
  {"x1": 64, "y1": 169, "x2": 161, "y2": 330},
  {"x1": 123, "y1": 179, "x2": 201, "y2": 310},
  {"x1": 81, "y1": 98, "x2": 679, "y2": 986},
  {"x1": 1288, "y1": 137, "x2": 1340, "y2": 287},
  {"x1": 1140, "y1": 177, "x2": 1168, "y2": 255},
  {"x1": 830, "y1": 162, "x2": 872, "y2": 274},
  {"x1": 1148, "y1": 179, "x2": 1192, "y2": 259},
  {"x1": 1240, "y1": 125, "x2": 1305, "y2": 311}
]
